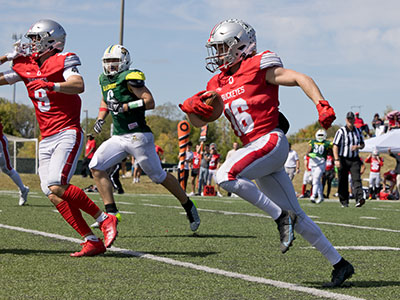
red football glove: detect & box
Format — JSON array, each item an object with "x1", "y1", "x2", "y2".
[
  {"x1": 317, "y1": 100, "x2": 336, "y2": 129},
  {"x1": 26, "y1": 80, "x2": 55, "y2": 91},
  {"x1": 179, "y1": 90, "x2": 214, "y2": 119}
]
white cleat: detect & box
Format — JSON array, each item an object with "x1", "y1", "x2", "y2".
[
  {"x1": 315, "y1": 198, "x2": 324, "y2": 204},
  {"x1": 19, "y1": 186, "x2": 29, "y2": 206}
]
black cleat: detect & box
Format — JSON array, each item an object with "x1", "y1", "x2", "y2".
[
  {"x1": 276, "y1": 210, "x2": 297, "y2": 254},
  {"x1": 323, "y1": 260, "x2": 355, "y2": 288}
]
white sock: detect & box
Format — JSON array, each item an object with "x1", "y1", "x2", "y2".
[
  {"x1": 96, "y1": 212, "x2": 108, "y2": 223},
  {"x1": 220, "y1": 178, "x2": 282, "y2": 220},
  {"x1": 85, "y1": 235, "x2": 99, "y2": 242}
]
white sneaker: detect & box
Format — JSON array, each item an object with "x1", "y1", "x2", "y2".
[
  {"x1": 19, "y1": 186, "x2": 29, "y2": 206},
  {"x1": 316, "y1": 198, "x2": 324, "y2": 204},
  {"x1": 188, "y1": 192, "x2": 195, "y2": 196},
  {"x1": 217, "y1": 192, "x2": 223, "y2": 197},
  {"x1": 310, "y1": 197, "x2": 316, "y2": 203}
]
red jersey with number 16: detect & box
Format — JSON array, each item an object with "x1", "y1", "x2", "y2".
[
  {"x1": 12, "y1": 53, "x2": 82, "y2": 138},
  {"x1": 207, "y1": 51, "x2": 283, "y2": 145}
]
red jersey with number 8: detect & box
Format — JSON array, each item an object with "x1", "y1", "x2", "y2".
[
  {"x1": 12, "y1": 53, "x2": 82, "y2": 138},
  {"x1": 207, "y1": 51, "x2": 283, "y2": 145}
]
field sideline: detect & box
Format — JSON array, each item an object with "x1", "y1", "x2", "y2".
[{"x1": 1, "y1": 182, "x2": 400, "y2": 299}]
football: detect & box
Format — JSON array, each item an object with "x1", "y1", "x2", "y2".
[{"x1": 187, "y1": 91, "x2": 224, "y2": 127}]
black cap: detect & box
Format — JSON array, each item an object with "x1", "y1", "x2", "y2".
[{"x1": 346, "y1": 112, "x2": 355, "y2": 119}]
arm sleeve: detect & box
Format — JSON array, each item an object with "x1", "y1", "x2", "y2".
[{"x1": 2, "y1": 69, "x2": 22, "y2": 84}]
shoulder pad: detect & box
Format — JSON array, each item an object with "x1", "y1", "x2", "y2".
[
  {"x1": 260, "y1": 50, "x2": 283, "y2": 70},
  {"x1": 125, "y1": 70, "x2": 146, "y2": 81},
  {"x1": 63, "y1": 53, "x2": 81, "y2": 68}
]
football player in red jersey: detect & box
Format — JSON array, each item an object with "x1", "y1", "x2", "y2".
[
  {"x1": 0, "y1": 19, "x2": 117, "y2": 257},
  {"x1": 180, "y1": 19, "x2": 353, "y2": 287}
]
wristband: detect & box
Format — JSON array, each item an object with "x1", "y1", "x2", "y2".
[
  {"x1": 128, "y1": 99, "x2": 144, "y2": 110},
  {"x1": 99, "y1": 107, "x2": 108, "y2": 112},
  {"x1": 53, "y1": 83, "x2": 61, "y2": 92},
  {"x1": 334, "y1": 159, "x2": 340, "y2": 161}
]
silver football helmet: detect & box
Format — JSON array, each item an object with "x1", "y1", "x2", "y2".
[
  {"x1": 205, "y1": 19, "x2": 257, "y2": 73},
  {"x1": 25, "y1": 19, "x2": 66, "y2": 55},
  {"x1": 315, "y1": 129, "x2": 327, "y2": 142},
  {"x1": 102, "y1": 44, "x2": 131, "y2": 76}
]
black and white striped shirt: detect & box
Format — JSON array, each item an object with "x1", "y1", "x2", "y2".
[{"x1": 333, "y1": 126, "x2": 364, "y2": 158}]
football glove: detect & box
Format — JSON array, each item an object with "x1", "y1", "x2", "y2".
[
  {"x1": 107, "y1": 99, "x2": 124, "y2": 115},
  {"x1": 179, "y1": 90, "x2": 213, "y2": 119},
  {"x1": 26, "y1": 80, "x2": 55, "y2": 91},
  {"x1": 317, "y1": 100, "x2": 336, "y2": 129},
  {"x1": 94, "y1": 119, "x2": 105, "y2": 134},
  {"x1": 5, "y1": 40, "x2": 25, "y2": 62}
]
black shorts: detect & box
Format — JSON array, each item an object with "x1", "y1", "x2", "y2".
[{"x1": 191, "y1": 168, "x2": 199, "y2": 177}]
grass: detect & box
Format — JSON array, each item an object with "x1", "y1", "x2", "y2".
[{"x1": 1, "y1": 173, "x2": 400, "y2": 300}]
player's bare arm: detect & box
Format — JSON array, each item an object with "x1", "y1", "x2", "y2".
[
  {"x1": 265, "y1": 67, "x2": 324, "y2": 105},
  {"x1": 57, "y1": 74, "x2": 84, "y2": 94},
  {"x1": 126, "y1": 84, "x2": 155, "y2": 110},
  {"x1": 97, "y1": 97, "x2": 109, "y2": 120}
]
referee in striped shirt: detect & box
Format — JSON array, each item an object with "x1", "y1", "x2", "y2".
[{"x1": 333, "y1": 112, "x2": 366, "y2": 207}]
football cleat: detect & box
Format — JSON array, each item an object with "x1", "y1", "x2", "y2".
[
  {"x1": 355, "y1": 199, "x2": 365, "y2": 208},
  {"x1": 91, "y1": 211, "x2": 121, "y2": 228},
  {"x1": 99, "y1": 213, "x2": 118, "y2": 248},
  {"x1": 323, "y1": 260, "x2": 355, "y2": 288},
  {"x1": 276, "y1": 210, "x2": 297, "y2": 254},
  {"x1": 19, "y1": 186, "x2": 29, "y2": 206},
  {"x1": 187, "y1": 204, "x2": 201, "y2": 232},
  {"x1": 70, "y1": 239, "x2": 106, "y2": 257},
  {"x1": 316, "y1": 198, "x2": 324, "y2": 204}
]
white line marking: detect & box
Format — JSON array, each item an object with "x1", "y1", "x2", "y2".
[
  {"x1": 0, "y1": 223, "x2": 364, "y2": 300},
  {"x1": 143, "y1": 203, "x2": 400, "y2": 233},
  {"x1": 302, "y1": 246, "x2": 400, "y2": 251},
  {"x1": 52, "y1": 210, "x2": 136, "y2": 215},
  {"x1": 359, "y1": 216, "x2": 378, "y2": 220}
]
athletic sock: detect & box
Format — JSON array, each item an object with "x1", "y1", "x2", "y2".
[
  {"x1": 62, "y1": 184, "x2": 100, "y2": 218},
  {"x1": 181, "y1": 199, "x2": 194, "y2": 223},
  {"x1": 56, "y1": 201, "x2": 92, "y2": 237},
  {"x1": 105, "y1": 203, "x2": 118, "y2": 214},
  {"x1": 96, "y1": 212, "x2": 108, "y2": 223},
  {"x1": 85, "y1": 235, "x2": 99, "y2": 242}
]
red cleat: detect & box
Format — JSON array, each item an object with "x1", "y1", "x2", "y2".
[
  {"x1": 70, "y1": 239, "x2": 106, "y2": 257},
  {"x1": 99, "y1": 213, "x2": 118, "y2": 248}
]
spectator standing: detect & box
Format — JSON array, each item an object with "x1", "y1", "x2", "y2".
[
  {"x1": 155, "y1": 144, "x2": 164, "y2": 161},
  {"x1": 371, "y1": 113, "x2": 385, "y2": 136},
  {"x1": 131, "y1": 156, "x2": 142, "y2": 184},
  {"x1": 354, "y1": 112, "x2": 370, "y2": 137},
  {"x1": 177, "y1": 141, "x2": 193, "y2": 192},
  {"x1": 388, "y1": 113, "x2": 400, "y2": 131},
  {"x1": 189, "y1": 144, "x2": 201, "y2": 196},
  {"x1": 388, "y1": 148, "x2": 400, "y2": 196},
  {"x1": 207, "y1": 143, "x2": 223, "y2": 197},
  {"x1": 81, "y1": 133, "x2": 96, "y2": 178},
  {"x1": 364, "y1": 149, "x2": 384, "y2": 199},
  {"x1": 299, "y1": 155, "x2": 312, "y2": 198},
  {"x1": 333, "y1": 112, "x2": 366, "y2": 207},
  {"x1": 322, "y1": 149, "x2": 335, "y2": 199},
  {"x1": 197, "y1": 143, "x2": 210, "y2": 195},
  {"x1": 284, "y1": 143, "x2": 299, "y2": 181}
]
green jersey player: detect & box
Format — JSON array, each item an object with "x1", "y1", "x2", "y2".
[
  {"x1": 89, "y1": 45, "x2": 200, "y2": 232},
  {"x1": 307, "y1": 129, "x2": 332, "y2": 203}
]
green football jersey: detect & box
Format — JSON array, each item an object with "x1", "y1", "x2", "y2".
[
  {"x1": 99, "y1": 69, "x2": 151, "y2": 135},
  {"x1": 308, "y1": 139, "x2": 332, "y2": 159}
]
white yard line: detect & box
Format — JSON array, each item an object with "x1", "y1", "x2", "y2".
[
  {"x1": 142, "y1": 203, "x2": 400, "y2": 233},
  {"x1": 302, "y1": 246, "x2": 400, "y2": 251},
  {"x1": 0, "y1": 223, "x2": 365, "y2": 300}
]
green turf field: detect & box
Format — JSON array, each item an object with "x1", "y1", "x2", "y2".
[{"x1": 1, "y1": 181, "x2": 400, "y2": 300}]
